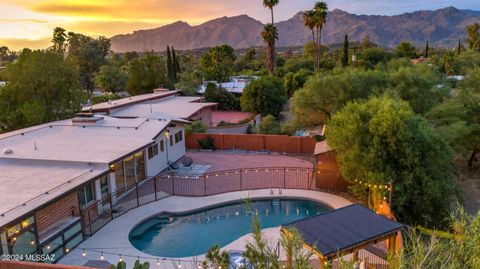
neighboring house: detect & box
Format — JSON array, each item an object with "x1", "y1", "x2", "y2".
[
  {"x1": 0, "y1": 111, "x2": 190, "y2": 261},
  {"x1": 197, "y1": 76, "x2": 258, "y2": 95},
  {"x1": 83, "y1": 89, "x2": 217, "y2": 126}
]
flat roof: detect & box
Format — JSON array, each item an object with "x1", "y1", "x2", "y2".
[
  {"x1": 111, "y1": 96, "x2": 217, "y2": 119},
  {"x1": 0, "y1": 116, "x2": 170, "y2": 164},
  {"x1": 284, "y1": 204, "x2": 403, "y2": 258},
  {"x1": 82, "y1": 90, "x2": 179, "y2": 112},
  {"x1": 0, "y1": 159, "x2": 107, "y2": 227}
]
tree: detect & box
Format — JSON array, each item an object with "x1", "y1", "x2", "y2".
[
  {"x1": 95, "y1": 64, "x2": 128, "y2": 93},
  {"x1": 395, "y1": 41, "x2": 417, "y2": 58},
  {"x1": 172, "y1": 46, "x2": 180, "y2": 80},
  {"x1": 290, "y1": 69, "x2": 387, "y2": 127},
  {"x1": 202, "y1": 245, "x2": 230, "y2": 269},
  {"x1": 326, "y1": 96, "x2": 456, "y2": 226},
  {"x1": 425, "y1": 40, "x2": 429, "y2": 58},
  {"x1": 313, "y1": 1, "x2": 328, "y2": 69},
  {"x1": 428, "y1": 67, "x2": 480, "y2": 168},
  {"x1": 263, "y1": 0, "x2": 279, "y2": 24},
  {"x1": 185, "y1": 121, "x2": 208, "y2": 134},
  {"x1": 241, "y1": 76, "x2": 287, "y2": 116},
  {"x1": 199, "y1": 45, "x2": 236, "y2": 82},
  {"x1": 466, "y1": 23, "x2": 480, "y2": 52},
  {"x1": 126, "y1": 53, "x2": 167, "y2": 95},
  {"x1": 124, "y1": 51, "x2": 139, "y2": 62},
  {"x1": 166, "y1": 45, "x2": 174, "y2": 88},
  {"x1": 342, "y1": 34, "x2": 349, "y2": 67},
  {"x1": 457, "y1": 39, "x2": 462, "y2": 55},
  {"x1": 203, "y1": 82, "x2": 240, "y2": 111},
  {"x1": 302, "y1": 10, "x2": 317, "y2": 70},
  {"x1": 0, "y1": 50, "x2": 82, "y2": 132},
  {"x1": 66, "y1": 32, "x2": 111, "y2": 97},
  {"x1": 258, "y1": 115, "x2": 281, "y2": 134},
  {"x1": 361, "y1": 47, "x2": 393, "y2": 66},
  {"x1": 262, "y1": 24, "x2": 279, "y2": 73},
  {"x1": 51, "y1": 27, "x2": 67, "y2": 54},
  {"x1": 283, "y1": 68, "x2": 312, "y2": 97}
]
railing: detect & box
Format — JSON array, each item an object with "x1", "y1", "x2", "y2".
[{"x1": 82, "y1": 167, "x2": 347, "y2": 236}]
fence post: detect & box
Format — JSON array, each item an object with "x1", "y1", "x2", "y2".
[
  {"x1": 154, "y1": 177, "x2": 158, "y2": 201},
  {"x1": 283, "y1": 168, "x2": 286, "y2": 188},
  {"x1": 88, "y1": 209, "x2": 92, "y2": 236},
  {"x1": 135, "y1": 182, "x2": 140, "y2": 206},
  {"x1": 204, "y1": 175, "x2": 207, "y2": 196},
  {"x1": 240, "y1": 169, "x2": 243, "y2": 190},
  {"x1": 171, "y1": 172, "x2": 175, "y2": 195}
]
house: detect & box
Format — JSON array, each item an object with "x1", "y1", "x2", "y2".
[
  {"x1": 83, "y1": 89, "x2": 217, "y2": 126},
  {"x1": 197, "y1": 76, "x2": 258, "y2": 95},
  {"x1": 0, "y1": 113, "x2": 188, "y2": 262}
]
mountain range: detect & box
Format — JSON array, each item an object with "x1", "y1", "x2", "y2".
[{"x1": 110, "y1": 6, "x2": 480, "y2": 52}]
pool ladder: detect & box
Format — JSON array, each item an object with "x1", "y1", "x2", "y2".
[{"x1": 270, "y1": 188, "x2": 283, "y2": 195}]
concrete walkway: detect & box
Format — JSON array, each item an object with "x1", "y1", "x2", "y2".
[{"x1": 60, "y1": 189, "x2": 351, "y2": 269}]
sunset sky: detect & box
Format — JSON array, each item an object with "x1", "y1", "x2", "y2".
[{"x1": 1, "y1": 0, "x2": 478, "y2": 50}]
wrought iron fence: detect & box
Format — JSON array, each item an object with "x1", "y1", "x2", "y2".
[{"x1": 82, "y1": 167, "x2": 346, "y2": 236}]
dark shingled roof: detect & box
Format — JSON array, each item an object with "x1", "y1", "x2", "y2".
[{"x1": 284, "y1": 203, "x2": 403, "y2": 258}]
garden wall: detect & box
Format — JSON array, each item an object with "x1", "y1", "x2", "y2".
[{"x1": 186, "y1": 133, "x2": 317, "y2": 154}]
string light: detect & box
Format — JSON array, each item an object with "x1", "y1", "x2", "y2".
[
  {"x1": 156, "y1": 259, "x2": 160, "y2": 266},
  {"x1": 100, "y1": 252, "x2": 104, "y2": 260},
  {"x1": 119, "y1": 255, "x2": 123, "y2": 262},
  {"x1": 82, "y1": 249, "x2": 86, "y2": 257}
]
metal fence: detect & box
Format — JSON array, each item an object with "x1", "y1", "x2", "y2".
[{"x1": 82, "y1": 167, "x2": 347, "y2": 236}]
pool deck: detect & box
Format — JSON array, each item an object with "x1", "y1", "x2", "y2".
[{"x1": 60, "y1": 189, "x2": 351, "y2": 268}]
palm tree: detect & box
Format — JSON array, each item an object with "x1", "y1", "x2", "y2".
[
  {"x1": 313, "y1": 1, "x2": 328, "y2": 69},
  {"x1": 52, "y1": 27, "x2": 67, "y2": 54},
  {"x1": 262, "y1": 23, "x2": 278, "y2": 73},
  {"x1": 263, "y1": 0, "x2": 279, "y2": 24},
  {"x1": 303, "y1": 10, "x2": 317, "y2": 69}
]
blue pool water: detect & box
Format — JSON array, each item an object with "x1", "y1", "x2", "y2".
[{"x1": 129, "y1": 199, "x2": 330, "y2": 257}]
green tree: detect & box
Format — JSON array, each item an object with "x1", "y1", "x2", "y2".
[
  {"x1": 466, "y1": 23, "x2": 480, "y2": 52},
  {"x1": 185, "y1": 121, "x2": 208, "y2": 134},
  {"x1": 263, "y1": 0, "x2": 279, "y2": 24},
  {"x1": 51, "y1": 27, "x2": 67, "y2": 54},
  {"x1": 302, "y1": 10, "x2": 317, "y2": 70},
  {"x1": 290, "y1": 69, "x2": 387, "y2": 127},
  {"x1": 326, "y1": 96, "x2": 456, "y2": 226},
  {"x1": 0, "y1": 50, "x2": 81, "y2": 132},
  {"x1": 361, "y1": 47, "x2": 393, "y2": 66},
  {"x1": 199, "y1": 45, "x2": 236, "y2": 82},
  {"x1": 204, "y1": 82, "x2": 240, "y2": 111},
  {"x1": 258, "y1": 114, "x2": 281, "y2": 134},
  {"x1": 172, "y1": 46, "x2": 179, "y2": 81},
  {"x1": 342, "y1": 34, "x2": 349, "y2": 67},
  {"x1": 166, "y1": 45, "x2": 174, "y2": 88},
  {"x1": 262, "y1": 23, "x2": 278, "y2": 74},
  {"x1": 425, "y1": 40, "x2": 429, "y2": 58},
  {"x1": 126, "y1": 53, "x2": 167, "y2": 95},
  {"x1": 283, "y1": 69, "x2": 312, "y2": 97},
  {"x1": 124, "y1": 51, "x2": 139, "y2": 62},
  {"x1": 395, "y1": 41, "x2": 417, "y2": 58},
  {"x1": 241, "y1": 76, "x2": 287, "y2": 116},
  {"x1": 95, "y1": 64, "x2": 128, "y2": 93},
  {"x1": 67, "y1": 32, "x2": 111, "y2": 97},
  {"x1": 202, "y1": 245, "x2": 230, "y2": 269},
  {"x1": 313, "y1": 1, "x2": 328, "y2": 69}
]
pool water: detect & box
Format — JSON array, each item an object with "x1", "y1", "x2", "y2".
[{"x1": 129, "y1": 199, "x2": 330, "y2": 257}]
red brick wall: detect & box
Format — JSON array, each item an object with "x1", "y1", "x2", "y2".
[
  {"x1": 35, "y1": 192, "x2": 80, "y2": 234},
  {"x1": 0, "y1": 260, "x2": 93, "y2": 269},
  {"x1": 186, "y1": 134, "x2": 316, "y2": 154}
]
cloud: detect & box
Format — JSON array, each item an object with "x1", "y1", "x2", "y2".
[
  {"x1": 31, "y1": 2, "x2": 109, "y2": 16},
  {"x1": 0, "y1": 37, "x2": 51, "y2": 51}
]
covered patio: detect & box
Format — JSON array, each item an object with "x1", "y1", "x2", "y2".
[{"x1": 283, "y1": 203, "x2": 404, "y2": 268}]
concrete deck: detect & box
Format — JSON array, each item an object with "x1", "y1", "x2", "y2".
[
  {"x1": 185, "y1": 151, "x2": 313, "y2": 173},
  {"x1": 60, "y1": 189, "x2": 351, "y2": 268}
]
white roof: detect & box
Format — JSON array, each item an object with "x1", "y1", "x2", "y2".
[
  {"x1": 111, "y1": 97, "x2": 216, "y2": 119},
  {"x1": 0, "y1": 159, "x2": 107, "y2": 227},
  {"x1": 0, "y1": 115, "x2": 177, "y2": 227},
  {"x1": 82, "y1": 90, "x2": 179, "y2": 112},
  {"x1": 0, "y1": 116, "x2": 169, "y2": 164}
]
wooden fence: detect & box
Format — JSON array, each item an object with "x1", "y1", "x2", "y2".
[{"x1": 186, "y1": 133, "x2": 317, "y2": 154}]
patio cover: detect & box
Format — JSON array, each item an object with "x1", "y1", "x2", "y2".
[{"x1": 283, "y1": 203, "x2": 403, "y2": 259}]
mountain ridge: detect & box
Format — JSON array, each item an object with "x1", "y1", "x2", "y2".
[{"x1": 110, "y1": 6, "x2": 480, "y2": 52}]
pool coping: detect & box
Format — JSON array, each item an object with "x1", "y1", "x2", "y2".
[{"x1": 59, "y1": 189, "x2": 352, "y2": 268}]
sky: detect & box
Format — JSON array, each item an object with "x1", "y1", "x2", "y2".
[{"x1": 0, "y1": 0, "x2": 478, "y2": 50}]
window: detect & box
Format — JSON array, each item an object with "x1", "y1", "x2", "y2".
[
  {"x1": 114, "y1": 161, "x2": 125, "y2": 190},
  {"x1": 135, "y1": 151, "x2": 146, "y2": 181},
  {"x1": 169, "y1": 135, "x2": 173, "y2": 146},
  {"x1": 78, "y1": 182, "x2": 95, "y2": 207},
  {"x1": 174, "y1": 131, "x2": 183, "y2": 144},
  {"x1": 159, "y1": 140, "x2": 165, "y2": 152},
  {"x1": 124, "y1": 155, "x2": 135, "y2": 187},
  {"x1": 147, "y1": 143, "x2": 159, "y2": 159}
]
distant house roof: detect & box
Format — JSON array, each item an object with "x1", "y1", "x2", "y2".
[
  {"x1": 314, "y1": 141, "x2": 333, "y2": 155},
  {"x1": 284, "y1": 204, "x2": 404, "y2": 259},
  {"x1": 198, "y1": 76, "x2": 258, "y2": 95}
]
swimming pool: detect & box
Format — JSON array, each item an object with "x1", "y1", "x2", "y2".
[{"x1": 129, "y1": 199, "x2": 330, "y2": 257}]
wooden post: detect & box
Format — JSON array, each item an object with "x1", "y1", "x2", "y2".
[{"x1": 388, "y1": 233, "x2": 397, "y2": 255}]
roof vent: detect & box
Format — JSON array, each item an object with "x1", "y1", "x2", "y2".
[
  {"x1": 72, "y1": 114, "x2": 104, "y2": 126},
  {"x1": 4, "y1": 148, "x2": 13, "y2": 155}
]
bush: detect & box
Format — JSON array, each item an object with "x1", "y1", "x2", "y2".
[
  {"x1": 185, "y1": 121, "x2": 208, "y2": 134},
  {"x1": 198, "y1": 136, "x2": 216, "y2": 150},
  {"x1": 258, "y1": 115, "x2": 281, "y2": 134},
  {"x1": 204, "y1": 82, "x2": 240, "y2": 111},
  {"x1": 241, "y1": 76, "x2": 287, "y2": 117},
  {"x1": 92, "y1": 93, "x2": 122, "y2": 104}
]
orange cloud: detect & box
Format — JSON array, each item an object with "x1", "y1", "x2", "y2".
[{"x1": 32, "y1": 3, "x2": 109, "y2": 16}]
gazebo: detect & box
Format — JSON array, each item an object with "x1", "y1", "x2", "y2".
[{"x1": 282, "y1": 203, "x2": 403, "y2": 268}]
